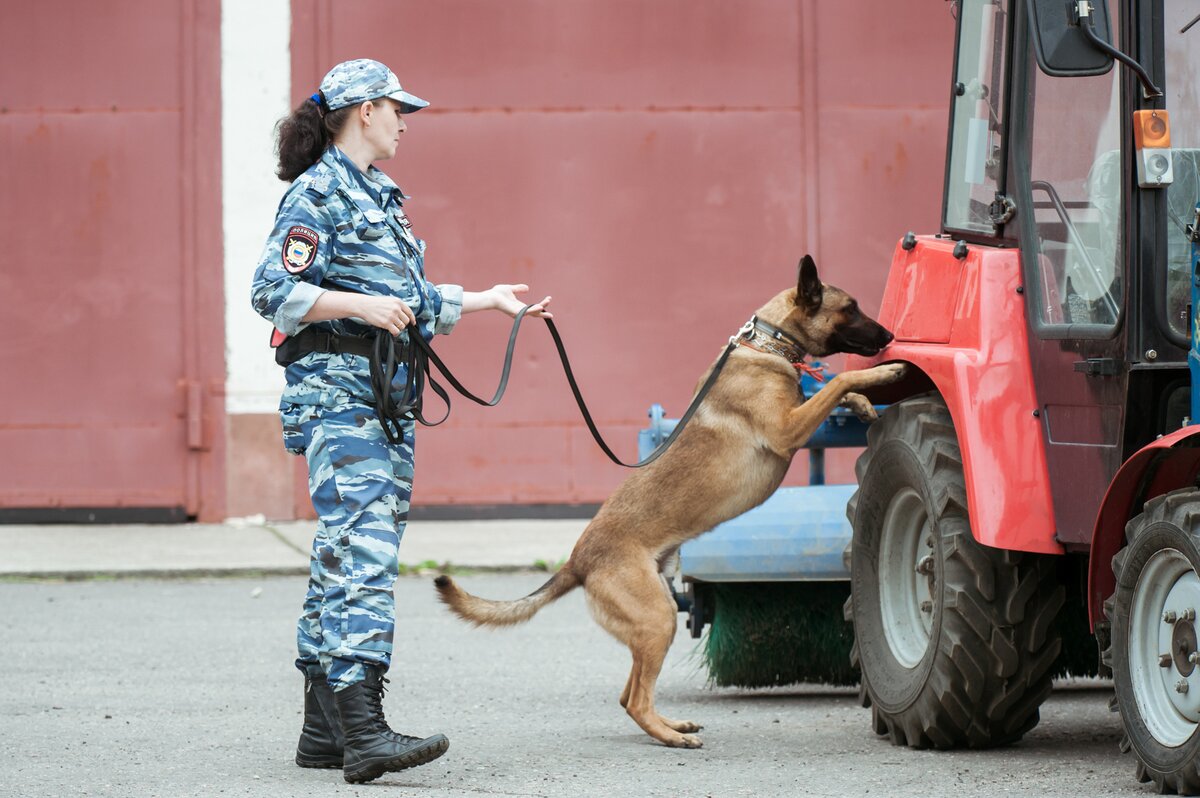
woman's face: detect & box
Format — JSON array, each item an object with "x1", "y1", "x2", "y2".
[{"x1": 363, "y1": 97, "x2": 407, "y2": 162}]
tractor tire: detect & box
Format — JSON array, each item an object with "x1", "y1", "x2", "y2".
[
  {"x1": 1106, "y1": 489, "x2": 1200, "y2": 795},
  {"x1": 844, "y1": 393, "x2": 1064, "y2": 749}
]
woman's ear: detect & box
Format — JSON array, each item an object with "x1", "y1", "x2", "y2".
[{"x1": 359, "y1": 100, "x2": 374, "y2": 126}]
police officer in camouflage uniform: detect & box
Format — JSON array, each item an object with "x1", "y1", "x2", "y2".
[{"x1": 251, "y1": 59, "x2": 551, "y2": 784}]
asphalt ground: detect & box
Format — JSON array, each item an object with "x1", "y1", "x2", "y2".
[{"x1": 1, "y1": 572, "x2": 1142, "y2": 798}]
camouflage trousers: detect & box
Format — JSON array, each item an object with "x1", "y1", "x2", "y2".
[{"x1": 282, "y1": 400, "x2": 414, "y2": 691}]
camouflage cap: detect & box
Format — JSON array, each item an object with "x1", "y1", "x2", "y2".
[{"x1": 318, "y1": 59, "x2": 429, "y2": 113}]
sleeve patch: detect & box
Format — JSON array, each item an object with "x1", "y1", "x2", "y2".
[{"x1": 282, "y1": 225, "x2": 319, "y2": 274}]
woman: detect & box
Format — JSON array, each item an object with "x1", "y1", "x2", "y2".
[{"x1": 250, "y1": 58, "x2": 551, "y2": 784}]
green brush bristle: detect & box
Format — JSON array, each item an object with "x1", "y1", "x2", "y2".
[
  {"x1": 698, "y1": 578, "x2": 1098, "y2": 689},
  {"x1": 701, "y1": 582, "x2": 858, "y2": 688}
]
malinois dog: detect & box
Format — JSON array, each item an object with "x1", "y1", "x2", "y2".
[{"x1": 435, "y1": 256, "x2": 905, "y2": 748}]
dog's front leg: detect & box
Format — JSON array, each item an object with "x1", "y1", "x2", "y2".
[
  {"x1": 840, "y1": 392, "x2": 877, "y2": 423},
  {"x1": 782, "y1": 364, "x2": 907, "y2": 452}
]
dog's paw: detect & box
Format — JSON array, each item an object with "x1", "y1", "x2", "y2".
[
  {"x1": 867, "y1": 362, "x2": 907, "y2": 385},
  {"x1": 665, "y1": 733, "x2": 704, "y2": 749},
  {"x1": 841, "y1": 393, "x2": 877, "y2": 423}
]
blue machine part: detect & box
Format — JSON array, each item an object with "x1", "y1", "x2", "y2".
[
  {"x1": 677, "y1": 484, "x2": 859, "y2": 582},
  {"x1": 1191, "y1": 202, "x2": 1200, "y2": 425},
  {"x1": 638, "y1": 364, "x2": 876, "y2": 582}
]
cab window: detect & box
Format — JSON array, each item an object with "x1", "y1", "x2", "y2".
[
  {"x1": 944, "y1": 0, "x2": 1009, "y2": 236},
  {"x1": 1163, "y1": 0, "x2": 1200, "y2": 339},
  {"x1": 1021, "y1": 0, "x2": 1122, "y2": 330}
]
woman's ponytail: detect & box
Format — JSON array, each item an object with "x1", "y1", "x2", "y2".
[{"x1": 275, "y1": 94, "x2": 352, "y2": 182}]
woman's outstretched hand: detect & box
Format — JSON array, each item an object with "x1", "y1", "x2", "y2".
[{"x1": 491, "y1": 284, "x2": 553, "y2": 319}]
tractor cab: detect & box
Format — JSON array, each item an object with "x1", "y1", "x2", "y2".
[
  {"x1": 841, "y1": 1, "x2": 1200, "y2": 792},
  {"x1": 932, "y1": 0, "x2": 1200, "y2": 549}
]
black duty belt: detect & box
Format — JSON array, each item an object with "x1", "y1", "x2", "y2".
[
  {"x1": 274, "y1": 309, "x2": 741, "y2": 468},
  {"x1": 275, "y1": 328, "x2": 373, "y2": 365}
]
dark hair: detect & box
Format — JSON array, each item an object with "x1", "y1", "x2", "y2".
[{"x1": 274, "y1": 96, "x2": 354, "y2": 182}]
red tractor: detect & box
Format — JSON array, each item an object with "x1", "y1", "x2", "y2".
[{"x1": 843, "y1": 0, "x2": 1200, "y2": 792}]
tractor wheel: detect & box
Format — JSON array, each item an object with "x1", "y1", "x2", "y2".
[
  {"x1": 1107, "y1": 489, "x2": 1200, "y2": 794},
  {"x1": 844, "y1": 393, "x2": 1064, "y2": 748}
]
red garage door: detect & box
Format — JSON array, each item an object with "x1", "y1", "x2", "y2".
[
  {"x1": 0, "y1": 1, "x2": 226, "y2": 521},
  {"x1": 287, "y1": 0, "x2": 952, "y2": 511}
]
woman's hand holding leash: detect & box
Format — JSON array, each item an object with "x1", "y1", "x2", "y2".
[
  {"x1": 356, "y1": 295, "x2": 416, "y2": 335},
  {"x1": 300, "y1": 290, "x2": 416, "y2": 335}
]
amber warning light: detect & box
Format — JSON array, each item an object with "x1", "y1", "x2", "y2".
[{"x1": 1133, "y1": 109, "x2": 1173, "y2": 188}]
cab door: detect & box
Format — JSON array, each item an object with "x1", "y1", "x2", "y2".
[{"x1": 1007, "y1": 1, "x2": 1129, "y2": 547}]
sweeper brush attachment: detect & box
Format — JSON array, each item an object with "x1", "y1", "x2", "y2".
[
  {"x1": 689, "y1": 574, "x2": 1097, "y2": 689},
  {"x1": 696, "y1": 582, "x2": 858, "y2": 688}
]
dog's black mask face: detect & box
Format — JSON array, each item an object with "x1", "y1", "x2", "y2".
[{"x1": 792, "y1": 255, "x2": 894, "y2": 357}]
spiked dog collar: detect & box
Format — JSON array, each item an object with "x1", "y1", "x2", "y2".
[{"x1": 732, "y1": 317, "x2": 826, "y2": 382}]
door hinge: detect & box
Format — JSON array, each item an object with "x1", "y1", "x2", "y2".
[
  {"x1": 988, "y1": 192, "x2": 1017, "y2": 226},
  {"x1": 185, "y1": 380, "x2": 206, "y2": 450},
  {"x1": 1073, "y1": 357, "x2": 1119, "y2": 376}
]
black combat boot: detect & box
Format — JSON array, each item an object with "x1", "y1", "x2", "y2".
[
  {"x1": 333, "y1": 665, "x2": 449, "y2": 784},
  {"x1": 295, "y1": 662, "x2": 344, "y2": 768}
]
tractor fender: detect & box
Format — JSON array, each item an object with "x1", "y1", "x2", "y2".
[
  {"x1": 1086, "y1": 426, "x2": 1200, "y2": 629},
  {"x1": 846, "y1": 236, "x2": 1060, "y2": 556}
]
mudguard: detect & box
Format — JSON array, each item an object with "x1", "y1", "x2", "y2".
[
  {"x1": 846, "y1": 236, "x2": 1061, "y2": 555},
  {"x1": 1086, "y1": 427, "x2": 1200, "y2": 629}
]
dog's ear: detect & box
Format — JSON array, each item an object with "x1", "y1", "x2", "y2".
[{"x1": 797, "y1": 255, "x2": 823, "y2": 312}]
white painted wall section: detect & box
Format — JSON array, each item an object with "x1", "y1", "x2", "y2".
[{"x1": 222, "y1": 0, "x2": 291, "y2": 414}]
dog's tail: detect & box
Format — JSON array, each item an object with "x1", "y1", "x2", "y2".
[{"x1": 434, "y1": 565, "x2": 581, "y2": 627}]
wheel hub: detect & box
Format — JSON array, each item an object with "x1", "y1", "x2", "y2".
[
  {"x1": 1172, "y1": 618, "x2": 1198, "y2": 677},
  {"x1": 877, "y1": 487, "x2": 936, "y2": 669},
  {"x1": 1130, "y1": 547, "x2": 1200, "y2": 745}
]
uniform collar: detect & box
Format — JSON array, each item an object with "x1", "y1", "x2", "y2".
[{"x1": 321, "y1": 147, "x2": 405, "y2": 209}]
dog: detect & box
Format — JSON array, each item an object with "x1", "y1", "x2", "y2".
[{"x1": 435, "y1": 255, "x2": 905, "y2": 748}]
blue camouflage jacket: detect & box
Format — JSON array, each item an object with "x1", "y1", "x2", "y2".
[{"x1": 251, "y1": 146, "x2": 463, "y2": 408}]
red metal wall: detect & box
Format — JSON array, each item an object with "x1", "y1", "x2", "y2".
[
  {"x1": 291, "y1": 1, "x2": 950, "y2": 510},
  {"x1": 0, "y1": 1, "x2": 226, "y2": 520}
]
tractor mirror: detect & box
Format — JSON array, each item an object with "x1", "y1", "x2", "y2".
[{"x1": 1025, "y1": 0, "x2": 1115, "y2": 76}]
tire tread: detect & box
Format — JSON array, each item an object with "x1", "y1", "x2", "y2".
[
  {"x1": 1105, "y1": 488, "x2": 1200, "y2": 794},
  {"x1": 845, "y1": 393, "x2": 1062, "y2": 750}
]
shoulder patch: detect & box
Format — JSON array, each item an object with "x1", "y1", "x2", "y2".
[
  {"x1": 282, "y1": 225, "x2": 319, "y2": 273},
  {"x1": 309, "y1": 171, "x2": 336, "y2": 197},
  {"x1": 308, "y1": 163, "x2": 337, "y2": 197},
  {"x1": 293, "y1": 168, "x2": 335, "y2": 199}
]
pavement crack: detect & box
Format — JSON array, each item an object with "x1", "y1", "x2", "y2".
[{"x1": 263, "y1": 524, "x2": 309, "y2": 558}]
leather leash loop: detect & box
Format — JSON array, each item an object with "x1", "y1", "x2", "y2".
[{"x1": 369, "y1": 305, "x2": 740, "y2": 469}]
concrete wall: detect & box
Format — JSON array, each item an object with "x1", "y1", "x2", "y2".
[
  {"x1": 223, "y1": 0, "x2": 291, "y2": 416},
  {"x1": 222, "y1": 0, "x2": 309, "y2": 519}
]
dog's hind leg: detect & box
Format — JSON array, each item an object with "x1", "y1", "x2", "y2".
[
  {"x1": 618, "y1": 662, "x2": 699, "y2": 737},
  {"x1": 619, "y1": 663, "x2": 637, "y2": 709},
  {"x1": 619, "y1": 650, "x2": 700, "y2": 735},
  {"x1": 626, "y1": 603, "x2": 702, "y2": 747},
  {"x1": 588, "y1": 564, "x2": 702, "y2": 748}
]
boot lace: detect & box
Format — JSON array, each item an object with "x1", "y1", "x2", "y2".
[
  {"x1": 366, "y1": 673, "x2": 390, "y2": 724},
  {"x1": 369, "y1": 672, "x2": 426, "y2": 746}
]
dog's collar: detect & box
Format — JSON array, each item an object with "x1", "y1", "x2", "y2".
[{"x1": 731, "y1": 317, "x2": 826, "y2": 382}]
